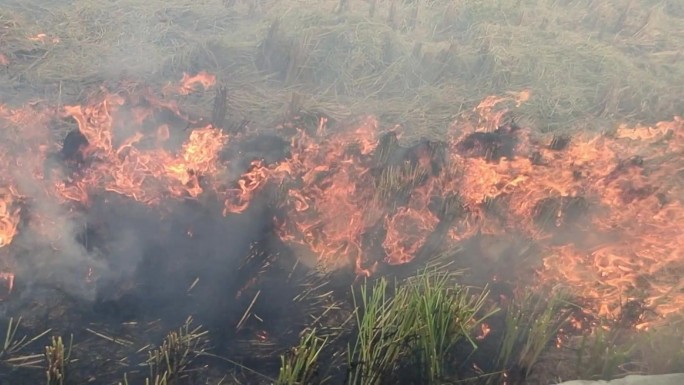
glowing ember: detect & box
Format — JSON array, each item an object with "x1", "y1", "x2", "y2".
[
  {"x1": 476, "y1": 323, "x2": 492, "y2": 340},
  {"x1": 0, "y1": 77, "x2": 681, "y2": 325}
]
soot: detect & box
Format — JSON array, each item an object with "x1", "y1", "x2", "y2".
[
  {"x1": 532, "y1": 196, "x2": 589, "y2": 231},
  {"x1": 373, "y1": 132, "x2": 447, "y2": 176},
  {"x1": 61, "y1": 129, "x2": 89, "y2": 168},
  {"x1": 83, "y1": 192, "x2": 279, "y2": 326},
  {"x1": 457, "y1": 123, "x2": 520, "y2": 162},
  {"x1": 221, "y1": 133, "x2": 290, "y2": 173},
  {"x1": 549, "y1": 134, "x2": 571, "y2": 151}
]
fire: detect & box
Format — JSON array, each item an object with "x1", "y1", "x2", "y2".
[
  {"x1": 164, "y1": 126, "x2": 228, "y2": 198},
  {"x1": 0, "y1": 186, "x2": 20, "y2": 300},
  {"x1": 476, "y1": 323, "x2": 492, "y2": 340},
  {"x1": 539, "y1": 118, "x2": 684, "y2": 320},
  {"x1": 56, "y1": 82, "x2": 227, "y2": 204},
  {"x1": 163, "y1": 71, "x2": 216, "y2": 96},
  {"x1": 0, "y1": 187, "x2": 20, "y2": 248},
  {"x1": 0, "y1": 75, "x2": 681, "y2": 324}
]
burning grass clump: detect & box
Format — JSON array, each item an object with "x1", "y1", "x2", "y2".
[
  {"x1": 456, "y1": 125, "x2": 520, "y2": 162},
  {"x1": 371, "y1": 134, "x2": 448, "y2": 209},
  {"x1": 532, "y1": 196, "x2": 590, "y2": 232},
  {"x1": 0, "y1": 2, "x2": 682, "y2": 382},
  {"x1": 270, "y1": 266, "x2": 634, "y2": 385}
]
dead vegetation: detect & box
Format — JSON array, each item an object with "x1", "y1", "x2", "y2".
[{"x1": 0, "y1": 0, "x2": 682, "y2": 134}]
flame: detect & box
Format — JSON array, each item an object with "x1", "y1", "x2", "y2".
[
  {"x1": 163, "y1": 71, "x2": 216, "y2": 96},
  {"x1": 0, "y1": 77, "x2": 681, "y2": 324},
  {"x1": 164, "y1": 126, "x2": 228, "y2": 197},
  {"x1": 57, "y1": 89, "x2": 227, "y2": 204},
  {"x1": 0, "y1": 187, "x2": 20, "y2": 248},
  {"x1": 0, "y1": 186, "x2": 19, "y2": 299},
  {"x1": 476, "y1": 323, "x2": 492, "y2": 340}
]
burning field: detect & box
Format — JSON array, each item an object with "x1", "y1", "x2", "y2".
[
  {"x1": 0, "y1": 0, "x2": 683, "y2": 384},
  {"x1": 0, "y1": 71, "x2": 681, "y2": 383}
]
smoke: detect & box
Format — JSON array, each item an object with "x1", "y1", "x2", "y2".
[{"x1": 11, "y1": 158, "x2": 103, "y2": 301}]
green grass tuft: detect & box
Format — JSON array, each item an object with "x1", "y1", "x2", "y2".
[
  {"x1": 277, "y1": 328, "x2": 329, "y2": 385},
  {"x1": 492, "y1": 290, "x2": 575, "y2": 384},
  {"x1": 574, "y1": 322, "x2": 635, "y2": 380},
  {"x1": 348, "y1": 265, "x2": 495, "y2": 385}
]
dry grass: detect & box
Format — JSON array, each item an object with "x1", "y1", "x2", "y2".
[{"x1": 0, "y1": 0, "x2": 680, "y2": 134}]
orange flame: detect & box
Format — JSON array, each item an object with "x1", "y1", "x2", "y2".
[
  {"x1": 164, "y1": 71, "x2": 217, "y2": 96},
  {"x1": 0, "y1": 79, "x2": 681, "y2": 325},
  {"x1": 0, "y1": 187, "x2": 20, "y2": 248}
]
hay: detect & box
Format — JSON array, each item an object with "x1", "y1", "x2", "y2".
[{"x1": 0, "y1": 0, "x2": 682, "y2": 132}]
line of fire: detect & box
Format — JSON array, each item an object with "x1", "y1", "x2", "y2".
[{"x1": 0, "y1": 72, "x2": 682, "y2": 384}]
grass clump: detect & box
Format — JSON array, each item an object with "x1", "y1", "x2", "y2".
[
  {"x1": 490, "y1": 290, "x2": 574, "y2": 384},
  {"x1": 118, "y1": 317, "x2": 209, "y2": 385},
  {"x1": 45, "y1": 335, "x2": 73, "y2": 385},
  {"x1": 633, "y1": 321, "x2": 684, "y2": 374},
  {"x1": 347, "y1": 277, "x2": 411, "y2": 385},
  {"x1": 117, "y1": 317, "x2": 208, "y2": 385},
  {"x1": 570, "y1": 318, "x2": 684, "y2": 381},
  {"x1": 403, "y1": 267, "x2": 493, "y2": 383},
  {"x1": 573, "y1": 322, "x2": 636, "y2": 381},
  {"x1": 277, "y1": 328, "x2": 329, "y2": 385},
  {"x1": 347, "y1": 266, "x2": 494, "y2": 385}
]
